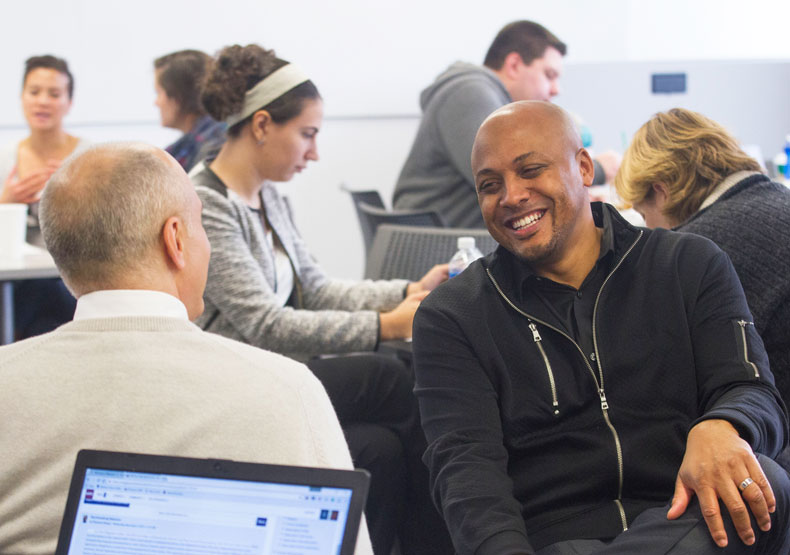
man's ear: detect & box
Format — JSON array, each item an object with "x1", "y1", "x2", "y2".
[
  {"x1": 577, "y1": 148, "x2": 596, "y2": 187},
  {"x1": 502, "y1": 52, "x2": 525, "y2": 79},
  {"x1": 162, "y1": 215, "x2": 186, "y2": 270}
]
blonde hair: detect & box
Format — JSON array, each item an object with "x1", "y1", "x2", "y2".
[{"x1": 614, "y1": 108, "x2": 761, "y2": 225}]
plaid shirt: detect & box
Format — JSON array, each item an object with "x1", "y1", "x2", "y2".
[{"x1": 166, "y1": 115, "x2": 226, "y2": 171}]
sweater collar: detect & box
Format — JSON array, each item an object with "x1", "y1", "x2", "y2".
[{"x1": 698, "y1": 171, "x2": 763, "y2": 212}]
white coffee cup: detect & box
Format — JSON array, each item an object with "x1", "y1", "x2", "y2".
[{"x1": 0, "y1": 203, "x2": 29, "y2": 258}]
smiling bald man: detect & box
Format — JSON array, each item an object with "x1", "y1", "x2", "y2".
[{"x1": 411, "y1": 101, "x2": 790, "y2": 555}]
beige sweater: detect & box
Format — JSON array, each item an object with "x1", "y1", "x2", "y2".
[{"x1": 0, "y1": 317, "x2": 372, "y2": 555}]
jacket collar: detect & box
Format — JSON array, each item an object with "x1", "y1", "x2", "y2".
[
  {"x1": 682, "y1": 173, "x2": 771, "y2": 227},
  {"x1": 484, "y1": 203, "x2": 641, "y2": 304}
]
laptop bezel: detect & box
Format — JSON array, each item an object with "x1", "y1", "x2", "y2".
[{"x1": 55, "y1": 449, "x2": 369, "y2": 555}]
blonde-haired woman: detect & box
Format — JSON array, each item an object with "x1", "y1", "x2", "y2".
[{"x1": 614, "y1": 107, "x2": 790, "y2": 469}]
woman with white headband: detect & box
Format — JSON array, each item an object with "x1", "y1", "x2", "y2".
[{"x1": 191, "y1": 44, "x2": 452, "y2": 555}]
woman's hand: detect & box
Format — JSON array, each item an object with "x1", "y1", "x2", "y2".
[
  {"x1": 407, "y1": 264, "x2": 449, "y2": 296},
  {"x1": 0, "y1": 161, "x2": 59, "y2": 204},
  {"x1": 379, "y1": 290, "x2": 430, "y2": 341}
]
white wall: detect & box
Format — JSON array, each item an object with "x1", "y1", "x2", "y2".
[{"x1": 1, "y1": 0, "x2": 789, "y2": 278}]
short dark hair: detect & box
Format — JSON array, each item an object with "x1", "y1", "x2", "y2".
[
  {"x1": 483, "y1": 21, "x2": 567, "y2": 70},
  {"x1": 24, "y1": 55, "x2": 74, "y2": 98},
  {"x1": 201, "y1": 44, "x2": 320, "y2": 138},
  {"x1": 154, "y1": 50, "x2": 212, "y2": 117}
]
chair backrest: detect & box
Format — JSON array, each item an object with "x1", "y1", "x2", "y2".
[
  {"x1": 355, "y1": 202, "x2": 446, "y2": 259},
  {"x1": 340, "y1": 186, "x2": 386, "y2": 258},
  {"x1": 348, "y1": 189, "x2": 385, "y2": 210},
  {"x1": 365, "y1": 224, "x2": 498, "y2": 281}
]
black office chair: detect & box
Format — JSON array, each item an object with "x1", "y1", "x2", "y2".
[
  {"x1": 340, "y1": 185, "x2": 387, "y2": 257},
  {"x1": 345, "y1": 188, "x2": 385, "y2": 211},
  {"x1": 357, "y1": 203, "x2": 446, "y2": 258},
  {"x1": 364, "y1": 224, "x2": 497, "y2": 281}
]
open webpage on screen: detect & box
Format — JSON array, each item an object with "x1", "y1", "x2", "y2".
[{"x1": 65, "y1": 468, "x2": 352, "y2": 555}]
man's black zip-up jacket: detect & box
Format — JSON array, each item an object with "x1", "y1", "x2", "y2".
[{"x1": 413, "y1": 203, "x2": 788, "y2": 555}]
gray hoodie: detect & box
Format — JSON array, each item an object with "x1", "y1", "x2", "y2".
[{"x1": 393, "y1": 62, "x2": 511, "y2": 228}]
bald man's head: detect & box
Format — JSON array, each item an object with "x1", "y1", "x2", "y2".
[
  {"x1": 471, "y1": 101, "x2": 595, "y2": 270},
  {"x1": 472, "y1": 101, "x2": 582, "y2": 173},
  {"x1": 40, "y1": 143, "x2": 194, "y2": 294}
]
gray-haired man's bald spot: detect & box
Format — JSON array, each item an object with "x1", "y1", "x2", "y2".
[{"x1": 40, "y1": 142, "x2": 188, "y2": 294}]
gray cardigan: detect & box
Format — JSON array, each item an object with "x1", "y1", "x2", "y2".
[{"x1": 191, "y1": 163, "x2": 408, "y2": 361}]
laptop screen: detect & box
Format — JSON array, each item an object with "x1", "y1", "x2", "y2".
[{"x1": 57, "y1": 451, "x2": 368, "y2": 555}]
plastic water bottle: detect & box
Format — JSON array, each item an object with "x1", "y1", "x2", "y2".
[
  {"x1": 448, "y1": 237, "x2": 484, "y2": 278},
  {"x1": 784, "y1": 135, "x2": 790, "y2": 180}
]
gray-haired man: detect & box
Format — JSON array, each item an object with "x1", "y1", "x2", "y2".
[{"x1": 0, "y1": 143, "x2": 371, "y2": 555}]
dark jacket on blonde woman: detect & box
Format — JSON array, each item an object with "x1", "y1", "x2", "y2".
[{"x1": 677, "y1": 172, "x2": 790, "y2": 422}]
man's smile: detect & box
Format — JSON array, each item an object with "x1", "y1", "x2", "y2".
[{"x1": 507, "y1": 209, "x2": 546, "y2": 233}]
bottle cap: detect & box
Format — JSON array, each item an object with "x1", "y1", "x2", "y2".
[{"x1": 457, "y1": 237, "x2": 476, "y2": 250}]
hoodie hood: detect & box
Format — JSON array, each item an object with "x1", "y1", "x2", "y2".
[{"x1": 419, "y1": 62, "x2": 509, "y2": 110}]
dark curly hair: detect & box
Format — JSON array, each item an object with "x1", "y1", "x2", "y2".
[
  {"x1": 23, "y1": 55, "x2": 74, "y2": 99},
  {"x1": 154, "y1": 49, "x2": 212, "y2": 117},
  {"x1": 202, "y1": 44, "x2": 320, "y2": 138}
]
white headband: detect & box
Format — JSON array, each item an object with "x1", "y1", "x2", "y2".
[{"x1": 225, "y1": 64, "x2": 310, "y2": 127}]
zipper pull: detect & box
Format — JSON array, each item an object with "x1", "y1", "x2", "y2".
[
  {"x1": 738, "y1": 320, "x2": 754, "y2": 328},
  {"x1": 599, "y1": 389, "x2": 609, "y2": 411},
  {"x1": 528, "y1": 322, "x2": 542, "y2": 342}
]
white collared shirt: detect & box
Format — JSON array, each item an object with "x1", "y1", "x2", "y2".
[{"x1": 73, "y1": 290, "x2": 189, "y2": 321}]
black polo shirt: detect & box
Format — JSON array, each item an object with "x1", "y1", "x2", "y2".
[{"x1": 522, "y1": 207, "x2": 615, "y2": 363}]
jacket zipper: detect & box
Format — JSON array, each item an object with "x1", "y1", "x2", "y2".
[
  {"x1": 486, "y1": 229, "x2": 643, "y2": 532},
  {"x1": 737, "y1": 320, "x2": 759, "y2": 378},
  {"x1": 590, "y1": 230, "x2": 642, "y2": 531},
  {"x1": 529, "y1": 322, "x2": 560, "y2": 415}
]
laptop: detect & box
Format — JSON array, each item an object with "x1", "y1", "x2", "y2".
[{"x1": 55, "y1": 449, "x2": 370, "y2": 555}]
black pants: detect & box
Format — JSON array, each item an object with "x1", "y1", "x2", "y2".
[
  {"x1": 537, "y1": 455, "x2": 790, "y2": 555},
  {"x1": 307, "y1": 353, "x2": 453, "y2": 555},
  {"x1": 13, "y1": 278, "x2": 76, "y2": 339}
]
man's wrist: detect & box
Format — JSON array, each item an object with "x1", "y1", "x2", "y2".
[{"x1": 688, "y1": 418, "x2": 739, "y2": 441}]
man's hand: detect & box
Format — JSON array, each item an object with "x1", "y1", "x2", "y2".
[
  {"x1": 667, "y1": 419, "x2": 775, "y2": 548},
  {"x1": 379, "y1": 291, "x2": 429, "y2": 341},
  {"x1": 0, "y1": 162, "x2": 59, "y2": 204},
  {"x1": 406, "y1": 264, "x2": 449, "y2": 296}
]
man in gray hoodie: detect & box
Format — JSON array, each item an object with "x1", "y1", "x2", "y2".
[{"x1": 393, "y1": 21, "x2": 613, "y2": 228}]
